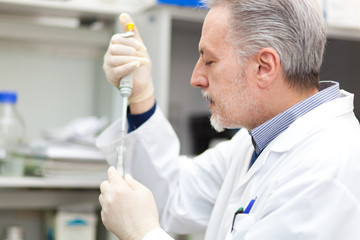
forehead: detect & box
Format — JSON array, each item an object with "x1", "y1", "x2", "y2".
[{"x1": 199, "y1": 6, "x2": 230, "y2": 50}]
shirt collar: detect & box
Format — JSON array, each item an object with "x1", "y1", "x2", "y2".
[{"x1": 249, "y1": 81, "x2": 340, "y2": 155}]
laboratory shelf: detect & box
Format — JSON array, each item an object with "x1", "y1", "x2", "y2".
[
  {"x1": 0, "y1": 176, "x2": 102, "y2": 209},
  {"x1": 0, "y1": 188, "x2": 100, "y2": 209},
  {"x1": 0, "y1": 15, "x2": 112, "y2": 49},
  {"x1": 328, "y1": 26, "x2": 360, "y2": 41},
  {"x1": 0, "y1": 0, "x2": 154, "y2": 20},
  {"x1": 0, "y1": 176, "x2": 104, "y2": 189}
]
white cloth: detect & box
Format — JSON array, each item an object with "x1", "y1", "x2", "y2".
[
  {"x1": 142, "y1": 228, "x2": 174, "y2": 240},
  {"x1": 97, "y1": 90, "x2": 360, "y2": 240}
]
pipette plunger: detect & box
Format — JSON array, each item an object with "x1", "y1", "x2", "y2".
[{"x1": 117, "y1": 21, "x2": 135, "y2": 176}]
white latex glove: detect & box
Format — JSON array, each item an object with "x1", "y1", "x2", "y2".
[
  {"x1": 99, "y1": 167, "x2": 160, "y2": 240},
  {"x1": 103, "y1": 13, "x2": 154, "y2": 103}
]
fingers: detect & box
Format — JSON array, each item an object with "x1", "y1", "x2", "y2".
[
  {"x1": 99, "y1": 167, "x2": 117, "y2": 197},
  {"x1": 110, "y1": 34, "x2": 146, "y2": 52},
  {"x1": 108, "y1": 41, "x2": 146, "y2": 58},
  {"x1": 99, "y1": 193, "x2": 104, "y2": 206},
  {"x1": 119, "y1": 13, "x2": 144, "y2": 45},
  {"x1": 104, "y1": 13, "x2": 149, "y2": 89},
  {"x1": 124, "y1": 174, "x2": 145, "y2": 191},
  {"x1": 99, "y1": 167, "x2": 124, "y2": 206},
  {"x1": 108, "y1": 166, "x2": 123, "y2": 183},
  {"x1": 104, "y1": 42, "x2": 149, "y2": 86},
  {"x1": 99, "y1": 170, "x2": 145, "y2": 203},
  {"x1": 106, "y1": 55, "x2": 149, "y2": 68},
  {"x1": 99, "y1": 179, "x2": 109, "y2": 209},
  {"x1": 105, "y1": 34, "x2": 149, "y2": 74},
  {"x1": 105, "y1": 61, "x2": 139, "y2": 87}
]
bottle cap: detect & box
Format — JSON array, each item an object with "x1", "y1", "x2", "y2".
[{"x1": 0, "y1": 91, "x2": 17, "y2": 104}]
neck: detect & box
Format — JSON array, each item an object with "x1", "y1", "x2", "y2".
[{"x1": 260, "y1": 85, "x2": 319, "y2": 128}]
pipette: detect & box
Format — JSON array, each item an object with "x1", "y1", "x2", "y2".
[{"x1": 116, "y1": 22, "x2": 135, "y2": 176}]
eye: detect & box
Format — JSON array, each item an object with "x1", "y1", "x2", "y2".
[{"x1": 205, "y1": 61, "x2": 213, "y2": 66}]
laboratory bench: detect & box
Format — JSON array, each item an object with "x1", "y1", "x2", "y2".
[{"x1": 0, "y1": 176, "x2": 107, "y2": 240}]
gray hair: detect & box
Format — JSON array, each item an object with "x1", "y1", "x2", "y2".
[{"x1": 201, "y1": 0, "x2": 327, "y2": 91}]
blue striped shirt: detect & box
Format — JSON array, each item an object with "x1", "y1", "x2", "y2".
[{"x1": 249, "y1": 81, "x2": 340, "y2": 159}]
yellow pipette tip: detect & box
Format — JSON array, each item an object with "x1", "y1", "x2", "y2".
[{"x1": 126, "y1": 23, "x2": 135, "y2": 32}]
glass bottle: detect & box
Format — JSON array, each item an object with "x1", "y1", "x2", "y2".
[
  {"x1": 0, "y1": 91, "x2": 26, "y2": 176},
  {"x1": 3, "y1": 226, "x2": 24, "y2": 240}
]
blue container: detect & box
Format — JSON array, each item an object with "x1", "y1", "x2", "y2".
[
  {"x1": 157, "y1": 0, "x2": 206, "y2": 8},
  {"x1": 0, "y1": 91, "x2": 17, "y2": 104}
]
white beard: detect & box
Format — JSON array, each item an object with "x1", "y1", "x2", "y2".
[
  {"x1": 202, "y1": 90, "x2": 226, "y2": 132},
  {"x1": 210, "y1": 113, "x2": 225, "y2": 132}
]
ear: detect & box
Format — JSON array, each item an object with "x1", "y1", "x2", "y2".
[{"x1": 256, "y1": 48, "x2": 281, "y2": 89}]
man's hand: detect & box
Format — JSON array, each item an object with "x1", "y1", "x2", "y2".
[
  {"x1": 103, "y1": 13, "x2": 154, "y2": 104},
  {"x1": 99, "y1": 167, "x2": 160, "y2": 240}
]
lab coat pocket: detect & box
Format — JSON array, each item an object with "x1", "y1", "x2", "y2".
[{"x1": 230, "y1": 214, "x2": 257, "y2": 240}]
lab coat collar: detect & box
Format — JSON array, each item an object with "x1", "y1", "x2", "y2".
[
  {"x1": 270, "y1": 89, "x2": 354, "y2": 153},
  {"x1": 236, "y1": 90, "x2": 355, "y2": 188},
  {"x1": 249, "y1": 81, "x2": 340, "y2": 156}
]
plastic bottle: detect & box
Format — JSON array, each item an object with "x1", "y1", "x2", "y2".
[{"x1": 0, "y1": 91, "x2": 26, "y2": 176}]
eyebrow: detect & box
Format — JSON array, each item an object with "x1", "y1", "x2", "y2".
[
  {"x1": 199, "y1": 47, "x2": 215, "y2": 58},
  {"x1": 198, "y1": 39, "x2": 206, "y2": 56}
]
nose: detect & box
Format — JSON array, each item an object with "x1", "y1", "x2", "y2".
[{"x1": 191, "y1": 58, "x2": 209, "y2": 89}]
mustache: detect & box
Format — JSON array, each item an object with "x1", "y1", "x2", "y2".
[{"x1": 202, "y1": 90, "x2": 215, "y2": 104}]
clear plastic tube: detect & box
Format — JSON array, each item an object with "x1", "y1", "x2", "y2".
[{"x1": 116, "y1": 93, "x2": 129, "y2": 177}]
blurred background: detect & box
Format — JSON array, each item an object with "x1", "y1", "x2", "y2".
[{"x1": 0, "y1": 0, "x2": 359, "y2": 239}]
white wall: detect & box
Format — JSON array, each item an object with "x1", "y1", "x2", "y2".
[
  {"x1": 169, "y1": 19, "x2": 208, "y2": 155},
  {"x1": 0, "y1": 40, "x2": 110, "y2": 140}
]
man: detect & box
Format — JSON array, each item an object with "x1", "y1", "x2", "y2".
[{"x1": 97, "y1": 0, "x2": 360, "y2": 239}]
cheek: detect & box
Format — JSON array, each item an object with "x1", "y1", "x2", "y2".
[
  {"x1": 214, "y1": 84, "x2": 240, "y2": 116},
  {"x1": 210, "y1": 61, "x2": 245, "y2": 103},
  {"x1": 223, "y1": 74, "x2": 250, "y2": 110},
  {"x1": 213, "y1": 70, "x2": 238, "y2": 94}
]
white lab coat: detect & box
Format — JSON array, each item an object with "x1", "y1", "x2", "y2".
[{"x1": 97, "y1": 89, "x2": 360, "y2": 240}]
